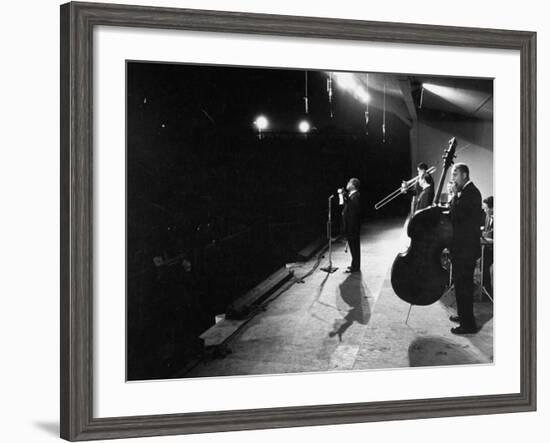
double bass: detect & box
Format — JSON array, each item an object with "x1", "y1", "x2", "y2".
[{"x1": 390, "y1": 138, "x2": 457, "y2": 306}]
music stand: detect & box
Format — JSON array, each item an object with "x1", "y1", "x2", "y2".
[
  {"x1": 479, "y1": 241, "x2": 493, "y2": 302},
  {"x1": 441, "y1": 244, "x2": 493, "y2": 302}
]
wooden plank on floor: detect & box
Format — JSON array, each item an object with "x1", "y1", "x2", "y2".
[
  {"x1": 296, "y1": 236, "x2": 326, "y2": 261},
  {"x1": 227, "y1": 267, "x2": 293, "y2": 317},
  {"x1": 199, "y1": 267, "x2": 293, "y2": 347},
  {"x1": 199, "y1": 318, "x2": 248, "y2": 348}
]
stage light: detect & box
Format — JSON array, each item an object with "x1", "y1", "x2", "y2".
[
  {"x1": 422, "y1": 83, "x2": 441, "y2": 94},
  {"x1": 423, "y1": 82, "x2": 458, "y2": 98},
  {"x1": 254, "y1": 115, "x2": 268, "y2": 131},
  {"x1": 421, "y1": 82, "x2": 483, "y2": 112},
  {"x1": 356, "y1": 89, "x2": 371, "y2": 104},
  {"x1": 298, "y1": 120, "x2": 310, "y2": 133},
  {"x1": 334, "y1": 72, "x2": 356, "y2": 91},
  {"x1": 332, "y1": 72, "x2": 370, "y2": 104}
]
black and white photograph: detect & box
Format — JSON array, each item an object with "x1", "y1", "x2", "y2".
[
  {"x1": 126, "y1": 62, "x2": 494, "y2": 381},
  {"x1": 2, "y1": 0, "x2": 545, "y2": 442}
]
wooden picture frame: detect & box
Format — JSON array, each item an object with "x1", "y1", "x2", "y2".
[{"x1": 60, "y1": 1, "x2": 536, "y2": 440}]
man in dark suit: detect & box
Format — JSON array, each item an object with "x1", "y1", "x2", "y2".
[
  {"x1": 449, "y1": 163, "x2": 482, "y2": 334},
  {"x1": 414, "y1": 172, "x2": 435, "y2": 213},
  {"x1": 341, "y1": 177, "x2": 361, "y2": 273}
]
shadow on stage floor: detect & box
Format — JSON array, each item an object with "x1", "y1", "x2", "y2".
[{"x1": 183, "y1": 216, "x2": 493, "y2": 378}]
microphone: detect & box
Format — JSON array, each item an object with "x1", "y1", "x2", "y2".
[{"x1": 337, "y1": 188, "x2": 346, "y2": 205}]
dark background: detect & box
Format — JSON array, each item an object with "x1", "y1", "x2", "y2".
[{"x1": 126, "y1": 62, "x2": 411, "y2": 380}]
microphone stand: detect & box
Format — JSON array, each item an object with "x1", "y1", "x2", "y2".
[{"x1": 321, "y1": 195, "x2": 338, "y2": 273}]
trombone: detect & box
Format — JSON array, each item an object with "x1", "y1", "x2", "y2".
[{"x1": 374, "y1": 166, "x2": 436, "y2": 210}]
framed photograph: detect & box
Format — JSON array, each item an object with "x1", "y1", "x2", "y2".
[{"x1": 60, "y1": 1, "x2": 536, "y2": 440}]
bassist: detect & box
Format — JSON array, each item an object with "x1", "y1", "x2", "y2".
[{"x1": 448, "y1": 163, "x2": 482, "y2": 334}]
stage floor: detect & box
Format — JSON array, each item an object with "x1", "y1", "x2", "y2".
[{"x1": 185, "y1": 217, "x2": 493, "y2": 378}]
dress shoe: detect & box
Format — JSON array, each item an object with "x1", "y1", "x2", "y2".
[
  {"x1": 451, "y1": 325, "x2": 477, "y2": 335},
  {"x1": 344, "y1": 268, "x2": 360, "y2": 273},
  {"x1": 449, "y1": 315, "x2": 460, "y2": 323}
]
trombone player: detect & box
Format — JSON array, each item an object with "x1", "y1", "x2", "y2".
[
  {"x1": 401, "y1": 162, "x2": 432, "y2": 215},
  {"x1": 374, "y1": 163, "x2": 436, "y2": 211},
  {"x1": 413, "y1": 172, "x2": 435, "y2": 212}
]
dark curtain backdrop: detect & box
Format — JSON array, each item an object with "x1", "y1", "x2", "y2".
[{"x1": 126, "y1": 62, "x2": 411, "y2": 380}]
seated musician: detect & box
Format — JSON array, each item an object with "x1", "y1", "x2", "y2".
[
  {"x1": 414, "y1": 172, "x2": 435, "y2": 213},
  {"x1": 481, "y1": 196, "x2": 494, "y2": 298}
]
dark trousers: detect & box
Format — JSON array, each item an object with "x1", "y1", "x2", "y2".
[
  {"x1": 453, "y1": 257, "x2": 477, "y2": 329},
  {"x1": 347, "y1": 234, "x2": 360, "y2": 270}
]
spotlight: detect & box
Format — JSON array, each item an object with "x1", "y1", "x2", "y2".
[
  {"x1": 332, "y1": 72, "x2": 370, "y2": 104},
  {"x1": 420, "y1": 82, "x2": 474, "y2": 111},
  {"x1": 334, "y1": 73, "x2": 356, "y2": 91},
  {"x1": 422, "y1": 82, "x2": 446, "y2": 96},
  {"x1": 254, "y1": 115, "x2": 268, "y2": 131},
  {"x1": 422, "y1": 82, "x2": 435, "y2": 91},
  {"x1": 298, "y1": 120, "x2": 310, "y2": 133},
  {"x1": 356, "y1": 89, "x2": 371, "y2": 104}
]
